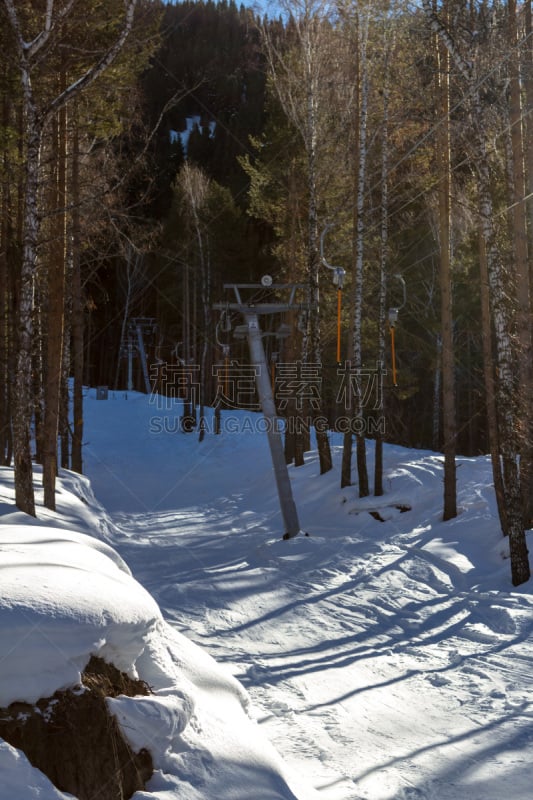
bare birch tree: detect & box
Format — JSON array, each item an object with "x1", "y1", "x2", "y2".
[
  {"x1": 374, "y1": 24, "x2": 394, "y2": 498},
  {"x1": 507, "y1": 0, "x2": 533, "y2": 526},
  {"x1": 2, "y1": 0, "x2": 139, "y2": 515},
  {"x1": 177, "y1": 163, "x2": 211, "y2": 440},
  {"x1": 261, "y1": 0, "x2": 336, "y2": 474},
  {"x1": 435, "y1": 0, "x2": 457, "y2": 521},
  {"x1": 422, "y1": 0, "x2": 530, "y2": 585},
  {"x1": 350, "y1": 7, "x2": 370, "y2": 497}
]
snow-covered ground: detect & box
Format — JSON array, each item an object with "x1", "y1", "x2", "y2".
[{"x1": 1, "y1": 388, "x2": 532, "y2": 800}]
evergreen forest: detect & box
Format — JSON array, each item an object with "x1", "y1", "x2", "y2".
[{"x1": 0, "y1": 0, "x2": 532, "y2": 584}]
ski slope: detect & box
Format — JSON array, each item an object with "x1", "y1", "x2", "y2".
[{"x1": 0, "y1": 388, "x2": 532, "y2": 799}]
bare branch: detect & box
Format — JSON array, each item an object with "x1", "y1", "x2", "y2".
[
  {"x1": 2, "y1": 0, "x2": 76, "y2": 59},
  {"x1": 43, "y1": 0, "x2": 138, "y2": 122},
  {"x1": 420, "y1": 0, "x2": 473, "y2": 81},
  {"x1": 26, "y1": 0, "x2": 76, "y2": 59}
]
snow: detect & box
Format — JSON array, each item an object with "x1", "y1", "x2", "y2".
[
  {"x1": 0, "y1": 524, "x2": 160, "y2": 707},
  {"x1": 170, "y1": 115, "x2": 216, "y2": 157},
  {"x1": 1, "y1": 388, "x2": 532, "y2": 800}
]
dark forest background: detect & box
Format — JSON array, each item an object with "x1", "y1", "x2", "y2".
[{"x1": 3, "y1": 0, "x2": 533, "y2": 578}]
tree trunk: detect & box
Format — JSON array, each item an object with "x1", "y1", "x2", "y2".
[
  {"x1": 432, "y1": 335, "x2": 441, "y2": 452},
  {"x1": 476, "y1": 133, "x2": 530, "y2": 585},
  {"x1": 436, "y1": 13, "x2": 457, "y2": 520},
  {"x1": 305, "y1": 39, "x2": 331, "y2": 476},
  {"x1": 114, "y1": 246, "x2": 138, "y2": 391},
  {"x1": 478, "y1": 228, "x2": 507, "y2": 532},
  {"x1": 4, "y1": 0, "x2": 140, "y2": 514},
  {"x1": 525, "y1": 1, "x2": 533, "y2": 254},
  {"x1": 60, "y1": 221, "x2": 73, "y2": 470},
  {"x1": 12, "y1": 97, "x2": 40, "y2": 517},
  {"x1": 507, "y1": 0, "x2": 533, "y2": 527},
  {"x1": 341, "y1": 362, "x2": 353, "y2": 487},
  {"x1": 260, "y1": 2, "x2": 333, "y2": 473},
  {"x1": 0, "y1": 78, "x2": 11, "y2": 465},
  {"x1": 352, "y1": 12, "x2": 369, "y2": 498},
  {"x1": 71, "y1": 113, "x2": 84, "y2": 474},
  {"x1": 374, "y1": 45, "x2": 391, "y2": 499},
  {"x1": 198, "y1": 223, "x2": 210, "y2": 444},
  {"x1": 286, "y1": 162, "x2": 305, "y2": 466},
  {"x1": 43, "y1": 75, "x2": 68, "y2": 510},
  {"x1": 422, "y1": 0, "x2": 530, "y2": 586}
]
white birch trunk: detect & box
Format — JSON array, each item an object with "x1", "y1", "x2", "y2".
[
  {"x1": 507, "y1": 0, "x2": 533, "y2": 526},
  {"x1": 436, "y1": 15, "x2": 457, "y2": 521},
  {"x1": 374, "y1": 53, "x2": 390, "y2": 498},
  {"x1": 475, "y1": 111, "x2": 530, "y2": 586},
  {"x1": 13, "y1": 72, "x2": 41, "y2": 516},
  {"x1": 3, "y1": 0, "x2": 139, "y2": 513},
  {"x1": 352, "y1": 12, "x2": 370, "y2": 498},
  {"x1": 422, "y1": 0, "x2": 530, "y2": 585}
]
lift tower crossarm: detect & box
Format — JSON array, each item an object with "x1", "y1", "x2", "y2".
[{"x1": 214, "y1": 283, "x2": 310, "y2": 315}]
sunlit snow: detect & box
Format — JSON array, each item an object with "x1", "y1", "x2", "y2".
[{"x1": 0, "y1": 388, "x2": 532, "y2": 800}]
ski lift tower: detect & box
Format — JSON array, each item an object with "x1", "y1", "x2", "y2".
[{"x1": 214, "y1": 279, "x2": 312, "y2": 540}]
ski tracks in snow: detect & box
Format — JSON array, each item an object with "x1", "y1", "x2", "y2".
[{"x1": 90, "y1": 444, "x2": 533, "y2": 800}]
